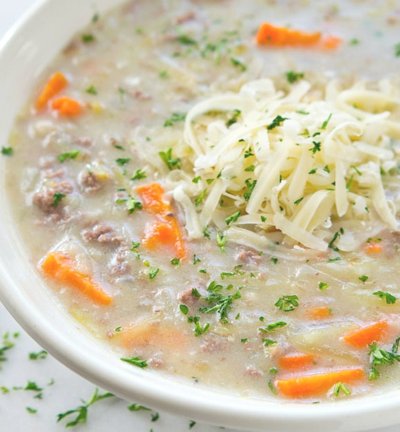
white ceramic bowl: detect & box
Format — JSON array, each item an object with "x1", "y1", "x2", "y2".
[{"x1": 0, "y1": 1, "x2": 399, "y2": 431}]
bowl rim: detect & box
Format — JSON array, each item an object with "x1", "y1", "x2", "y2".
[{"x1": 0, "y1": 1, "x2": 400, "y2": 431}]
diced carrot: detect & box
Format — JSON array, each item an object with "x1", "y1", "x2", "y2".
[
  {"x1": 52, "y1": 97, "x2": 82, "y2": 116},
  {"x1": 307, "y1": 306, "x2": 332, "y2": 320},
  {"x1": 279, "y1": 353, "x2": 316, "y2": 370},
  {"x1": 36, "y1": 72, "x2": 68, "y2": 110},
  {"x1": 137, "y1": 183, "x2": 186, "y2": 259},
  {"x1": 276, "y1": 368, "x2": 364, "y2": 398},
  {"x1": 343, "y1": 321, "x2": 388, "y2": 348},
  {"x1": 323, "y1": 36, "x2": 342, "y2": 50},
  {"x1": 117, "y1": 321, "x2": 188, "y2": 351},
  {"x1": 142, "y1": 222, "x2": 186, "y2": 259},
  {"x1": 42, "y1": 252, "x2": 111, "y2": 305},
  {"x1": 256, "y1": 22, "x2": 341, "y2": 50},
  {"x1": 364, "y1": 242, "x2": 383, "y2": 254}
]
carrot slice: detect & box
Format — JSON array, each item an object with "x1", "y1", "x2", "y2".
[
  {"x1": 343, "y1": 321, "x2": 388, "y2": 348},
  {"x1": 36, "y1": 72, "x2": 68, "y2": 110},
  {"x1": 52, "y1": 97, "x2": 82, "y2": 116},
  {"x1": 256, "y1": 23, "x2": 341, "y2": 50},
  {"x1": 364, "y1": 242, "x2": 383, "y2": 254},
  {"x1": 137, "y1": 183, "x2": 186, "y2": 259},
  {"x1": 279, "y1": 353, "x2": 316, "y2": 370},
  {"x1": 42, "y1": 252, "x2": 111, "y2": 305},
  {"x1": 307, "y1": 306, "x2": 332, "y2": 320},
  {"x1": 117, "y1": 321, "x2": 188, "y2": 351},
  {"x1": 276, "y1": 368, "x2": 364, "y2": 398}
]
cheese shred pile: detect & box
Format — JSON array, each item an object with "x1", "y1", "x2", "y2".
[{"x1": 169, "y1": 78, "x2": 400, "y2": 254}]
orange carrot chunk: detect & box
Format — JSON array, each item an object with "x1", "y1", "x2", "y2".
[
  {"x1": 343, "y1": 321, "x2": 388, "y2": 348},
  {"x1": 42, "y1": 252, "x2": 111, "y2": 306},
  {"x1": 256, "y1": 23, "x2": 341, "y2": 50},
  {"x1": 276, "y1": 368, "x2": 364, "y2": 398},
  {"x1": 36, "y1": 72, "x2": 68, "y2": 110},
  {"x1": 307, "y1": 306, "x2": 332, "y2": 320},
  {"x1": 279, "y1": 353, "x2": 316, "y2": 370},
  {"x1": 137, "y1": 183, "x2": 186, "y2": 259},
  {"x1": 364, "y1": 242, "x2": 383, "y2": 254},
  {"x1": 52, "y1": 97, "x2": 82, "y2": 116}
]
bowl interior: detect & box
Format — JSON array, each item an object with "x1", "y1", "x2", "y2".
[{"x1": 0, "y1": 1, "x2": 399, "y2": 431}]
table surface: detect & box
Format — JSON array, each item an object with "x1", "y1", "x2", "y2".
[{"x1": 0, "y1": 2, "x2": 398, "y2": 432}]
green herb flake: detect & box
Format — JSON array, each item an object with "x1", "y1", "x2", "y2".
[
  {"x1": 195, "y1": 189, "x2": 207, "y2": 207},
  {"x1": 230, "y1": 57, "x2": 247, "y2": 72},
  {"x1": 225, "y1": 211, "x2": 241, "y2": 225},
  {"x1": 1, "y1": 147, "x2": 13, "y2": 156},
  {"x1": 187, "y1": 316, "x2": 210, "y2": 337},
  {"x1": 127, "y1": 404, "x2": 151, "y2": 412},
  {"x1": 286, "y1": 70, "x2": 304, "y2": 83},
  {"x1": 259, "y1": 321, "x2": 287, "y2": 333},
  {"x1": 395, "y1": 43, "x2": 400, "y2": 57},
  {"x1": 149, "y1": 267, "x2": 159, "y2": 280},
  {"x1": 189, "y1": 420, "x2": 197, "y2": 429},
  {"x1": 131, "y1": 169, "x2": 147, "y2": 181},
  {"x1": 26, "y1": 407, "x2": 37, "y2": 414},
  {"x1": 333, "y1": 382, "x2": 351, "y2": 397},
  {"x1": 373, "y1": 291, "x2": 397, "y2": 304},
  {"x1": 193, "y1": 254, "x2": 201, "y2": 265},
  {"x1": 58, "y1": 150, "x2": 80, "y2": 163},
  {"x1": 159, "y1": 70, "x2": 168, "y2": 79},
  {"x1": 309, "y1": 141, "x2": 322, "y2": 154},
  {"x1": 275, "y1": 295, "x2": 299, "y2": 312},
  {"x1": 268, "y1": 381, "x2": 277, "y2": 394},
  {"x1": 159, "y1": 148, "x2": 181, "y2": 170},
  {"x1": 263, "y1": 339, "x2": 277, "y2": 346},
  {"x1": 57, "y1": 388, "x2": 114, "y2": 427},
  {"x1": 115, "y1": 158, "x2": 131, "y2": 166},
  {"x1": 121, "y1": 356, "x2": 148, "y2": 368},
  {"x1": 180, "y1": 304, "x2": 189, "y2": 315},
  {"x1": 294, "y1": 197, "x2": 304, "y2": 205},
  {"x1": 267, "y1": 115, "x2": 288, "y2": 131},
  {"x1": 270, "y1": 257, "x2": 278, "y2": 264},
  {"x1": 241, "y1": 338, "x2": 248, "y2": 343},
  {"x1": 321, "y1": 113, "x2": 333, "y2": 130},
  {"x1": 29, "y1": 350, "x2": 48, "y2": 360},
  {"x1": 216, "y1": 232, "x2": 227, "y2": 252},
  {"x1": 171, "y1": 257, "x2": 181, "y2": 267},
  {"x1": 349, "y1": 38, "x2": 360, "y2": 45},
  {"x1": 86, "y1": 85, "x2": 98, "y2": 95},
  {"x1": 164, "y1": 112, "x2": 187, "y2": 127},
  {"x1": 81, "y1": 34, "x2": 95, "y2": 43},
  {"x1": 52, "y1": 192, "x2": 66, "y2": 207},
  {"x1": 359, "y1": 275, "x2": 369, "y2": 283},
  {"x1": 319, "y1": 282, "x2": 329, "y2": 291}
]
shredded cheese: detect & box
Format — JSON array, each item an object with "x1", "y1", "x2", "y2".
[{"x1": 171, "y1": 78, "x2": 400, "y2": 253}]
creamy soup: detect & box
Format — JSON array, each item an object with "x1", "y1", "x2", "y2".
[{"x1": 4, "y1": 0, "x2": 400, "y2": 403}]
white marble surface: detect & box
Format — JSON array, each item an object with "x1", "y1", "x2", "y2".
[{"x1": 0, "y1": 1, "x2": 399, "y2": 431}]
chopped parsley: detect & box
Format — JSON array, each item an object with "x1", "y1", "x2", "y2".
[
  {"x1": 171, "y1": 257, "x2": 181, "y2": 267},
  {"x1": 26, "y1": 407, "x2": 37, "y2": 414},
  {"x1": 328, "y1": 228, "x2": 344, "y2": 252},
  {"x1": 270, "y1": 257, "x2": 278, "y2": 264},
  {"x1": 275, "y1": 295, "x2": 299, "y2": 312},
  {"x1": 349, "y1": 38, "x2": 360, "y2": 45},
  {"x1": 286, "y1": 70, "x2": 304, "y2": 83},
  {"x1": 29, "y1": 350, "x2": 48, "y2": 360},
  {"x1": 0, "y1": 333, "x2": 15, "y2": 367},
  {"x1": 128, "y1": 404, "x2": 151, "y2": 411},
  {"x1": 226, "y1": 109, "x2": 241, "y2": 127},
  {"x1": 359, "y1": 275, "x2": 368, "y2": 283},
  {"x1": 241, "y1": 338, "x2": 248, "y2": 343},
  {"x1": 115, "y1": 158, "x2": 131, "y2": 166},
  {"x1": 244, "y1": 164, "x2": 255, "y2": 172},
  {"x1": 159, "y1": 70, "x2": 168, "y2": 79},
  {"x1": 321, "y1": 113, "x2": 333, "y2": 130},
  {"x1": 159, "y1": 148, "x2": 181, "y2": 170},
  {"x1": 230, "y1": 57, "x2": 246, "y2": 72},
  {"x1": 1, "y1": 147, "x2": 13, "y2": 156},
  {"x1": 52, "y1": 192, "x2": 66, "y2": 207},
  {"x1": 259, "y1": 321, "x2": 287, "y2": 333},
  {"x1": 58, "y1": 150, "x2": 80, "y2": 163},
  {"x1": 368, "y1": 341, "x2": 400, "y2": 380},
  {"x1": 193, "y1": 254, "x2": 201, "y2": 264},
  {"x1": 319, "y1": 282, "x2": 329, "y2": 291},
  {"x1": 199, "y1": 291, "x2": 242, "y2": 324},
  {"x1": 267, "y1": 115, "x2": 288, "y2": 131},
  {"x1": 333, "y1": 382, "x2": 351, "y2": 397},
  {"x1": 309, "y1": 141, "x2": 322, "y2": 154},
  {"x1": 268, "y1": 381, "x2": 277, "y2": 394},
  {"x1": 176, "y1": 34, "x2": 198, "y2": 45},
  {"x1": 216, "y1": 232, "x2": 227, "y2": 252},
  {"x1": 192, "y1": 176, "x2": 201, "y2": 184},
  {"x1": 195, "y1": 189, "x2": 207, "y2": 207},
  {"x1": 187, "y1": 316, "x2": 210, "y2": 337},
  {"x1": 85, "y1": 85, "x2": 98, "y2": 95},
  {"x1": 81, "y1": 34, "x2": 95, "y2": 43},
  {"x1": 131, "y1": 169, "x2": 147, "y2": 181},
  {"x1": 373, "y1": 291, "x2": 397, "y2": 304},
  {"x1": 263, "y1": 339, "x2": 277, "y2": 346},
  {"x1": 57, "y1": 388, "x2": 114, "y2": 427},
  {"x1": 309, "y1": 168, "x2": 317, "y2": 175},
  {"x1": 225, "y1": 211, "x2": 241, "y2": 225},
  {"x1": 180, "y1": 304, "x2": 189, "y2": 315},
  {"x1": 294, "y1": 197, "x2": 304, "y2": 205},
  {"x1": 149, "y1": 267, "x2": 159, "y2": 280},
  {"x1": 164, "y1": 112, "x2": 187, "y2": 127},
  {"x1": 244, "y1": 178, "x2": 257, "y2": 201},
  {"x1": 189, "y1": 420, "x2": 197, "y2": 429},
  {"x1": 121, "y1": 356, "x2": 148, "y2": 368},
  {"x1": 395, "y1": 43, "x2": 400, "y2": 57}
]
